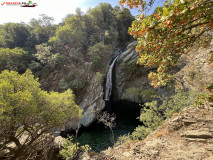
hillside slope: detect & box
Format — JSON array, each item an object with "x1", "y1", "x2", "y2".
[
  {"x1": 79, "y1": 37, "x2": 213, "y2": 160},
  {"x1": 101, "y1": 105, "x2": 213, "y2": 160}
]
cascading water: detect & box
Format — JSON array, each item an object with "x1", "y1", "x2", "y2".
[
  {"x1": 104, "y1": 55, "x2": 120, "y2": 101},
  {"x1": 77, "y1": 54, "x2": 141, "y2": 152}
]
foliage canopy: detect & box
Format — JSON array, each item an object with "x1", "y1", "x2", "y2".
[
  {"x1": 0, "y1": 70, "x2": 81, "y2": 159},
  {"x1": 132, "y1": 90, "x2": 199, "y2": 140},
  {"x1": 0, "y1": 4, "x2": 134, "y2": 99},
  {"x1": 0, "y1": 48, "x2": 27, "y2": 73},
  {"x1": 59, "y1": 137, "x2": 91, "y2": 160},
  {"x1": 119, "y1": 0, "x2": 213, "y2": 87}
]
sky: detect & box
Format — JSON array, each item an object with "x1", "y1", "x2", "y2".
[{"x1": 0, "y1": 0, "x2": 144, "y2": 25}]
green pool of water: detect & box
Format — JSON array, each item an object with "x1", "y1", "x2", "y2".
[{"x1": 77, "y1": 112, "x2": 141, "y2": 152}]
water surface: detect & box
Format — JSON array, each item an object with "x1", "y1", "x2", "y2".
[{"x1": 78, "y1": 102, "x2": 141, "y2": 152}]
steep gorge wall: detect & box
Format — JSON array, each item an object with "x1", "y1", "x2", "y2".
[
  {"x1": 64, "y1": 50, "x2": 120, "y2": 129},
  {"x1": 114, "y1": 41, "x2": 171, "y2": 104},
  {"x1": 65, "y1": 74, "x2": 105, "y2": 129},
  {"x1": 114, "y1": 39, "x2": 213, "y2": 104},
  {"x1": 79, "y1": 39, "x2": 213, "y2": 159},
  {"x1": 65, "y1": 37, "x2": 213, "y2": 129}
]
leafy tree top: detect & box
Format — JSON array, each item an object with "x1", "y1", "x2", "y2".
[
  {"x1": 0, "y1": 69, "x2": 81, "y2": 126},
  {"x1": 0, "y1": 69, "x2": 82, "y2": 159},
  {"x1": 119, "y1": 0, "x2": 213, "y2": 87},
  {"x1": 0, "y1": 47, "x2": 27, "y2": 73}
]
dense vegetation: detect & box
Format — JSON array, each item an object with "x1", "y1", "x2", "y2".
[
  {"x1": 0, "y1": 70, "x2": 81, "y2": 159},
  {"x1": 0, "y1": 3, "x2": 135, "y2": 159},
  {"x1": 132, "y1": 90, "x2": 200, "y2": 140},
  {"x1": 0, "y1": 0, "x2": 212, "y2": 159},
  {"x1": 0, "y1": 3, "x2": 134, "y2": 101},
  {"x1": 115, "y1": 0, "x2": 213, "y2": 146}
]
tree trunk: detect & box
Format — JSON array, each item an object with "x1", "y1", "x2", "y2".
[{"x1": 110, "y1": 127, "x2": 115, "y2": 145}]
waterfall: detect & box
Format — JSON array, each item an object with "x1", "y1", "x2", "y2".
[{"x1": 104, "y1": 55, "x2": 120, "y2": 101}]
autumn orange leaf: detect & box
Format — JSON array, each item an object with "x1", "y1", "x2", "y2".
[
  {"x1": 209, "y1": 22, "x2": 213, "y2": 30},
  {"x1": 179, "y1": 20, "x2": 187, "y2": 25},
  {"x1": 119, "y1": 0, "x2": 212, "y2": 88}
]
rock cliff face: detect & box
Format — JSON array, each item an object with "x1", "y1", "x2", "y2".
[
  {"x1": 98, "y1": 40, "x2": 213, "y2": 160},
  {"x1": 64, "y1": 49, "x2": 121, "y2": 129},
  {"x1": 65, "y1": 37, "x2": 213, "y2": 129},
  {"x1": 175, "y1": 39, "x2": 213, "y2": 91},
  {"x1": 114, "y1": 41, "x2": 143, "y2": 103},
  {"x1": 114, "y1": 41, "x2": 172, "y2": 104},
  {"x1": 102, "y1": 106, "x2": 213, "y2": 160},
  {"x1": 114, "y1": 39, "x2": 213, "y2": 104},
  {"x1": 65, "y1": 74, "x2": 105, "y2": 129},
  {"x1": 79, "y1": 75, "x2": 105, "y2": 127}
]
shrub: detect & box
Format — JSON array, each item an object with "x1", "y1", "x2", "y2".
[
  {"x1": 70, "y1": 79, "x2": 87, "y2": 90},
  {"x1": 59, "y1": 137, "x2": 91, "y2": 160},
  {"x1": 28, "y1": 61, "x2": 42, "y2": 72},
  {"x1": 194, "y1": 84, "x2": 213, "y2": 107},
  {"x1": 132, "y1": 125, "x2": 154, "y2": 140},
  {"x1": 124, "y1": 88, "x2": 140, "y2": 100},
  {"x1": 132, "y1": 89, "x2": 200, "y2": 140},
  {"x1": 0, "y1": 70, "x2": 81, "y2": 159},
  {"x1": 208, "y1": 50, "x2": 213, "y2": 63},
  {"x1": 91, "y1": 56, "x2": 103, "y2": 71},
  {"x1": 88, "y1": 43, "x2": 110, "y2": 58},
  {"x1": 124, "y1": 88, "x2": 157, "y2": 102},
  {"x1": 160, "y1": 90, "x2": 199, "y2": 118},
  {"x1": 139, "y1": 89, "x2": 157, "y2": 102},
  {"x1": 60, "y1": 77, "x2": 87, "y2": 92},
  {"x1": 95, "y1": 72, "x2": 103, "y2": 83},
  {"x1": 133, "y1": 100, "x2": 164, "y2": 140},
  {"x1": 115, "y1": 134, "x2": 132, "y2": 147}
]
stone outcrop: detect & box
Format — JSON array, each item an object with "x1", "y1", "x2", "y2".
[
  {"x1": 65, "y1": 37, "x2": 213, "y2": 129},
  {"x1": 114, "y1": 41, "x2": 142, "y2": 103},
  {"x1": 78, "y1": 36, "x2": 213, "y2": 159},
  {"x1": 101, "y1": 106, "x2": 213, "y2": 160},
  {"x1": 114, "y1": 41, "x2": 172, "y2": 104},
  {"x1": 114, "y1": 39, "x2": 213, "y2": 104},
  {"x1": 175, "y1": 39, "x2": 213, "y2": 91},
  {"x1": 65, "y1": 74, "x2": 105, "y2": 129}
]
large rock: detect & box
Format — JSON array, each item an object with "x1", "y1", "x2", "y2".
[
  {"x1": 65, "y1": 74, "x2": 105, "y2": 129},
  {"x1": 114, "y1": 41, "x2": 171, "y2": 104}
]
